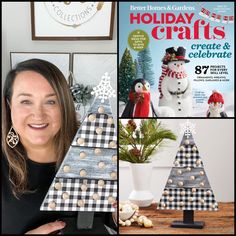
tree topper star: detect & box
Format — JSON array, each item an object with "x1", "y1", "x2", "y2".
[
  {"x1": 91, "y1": 72, "x2": 116, "y2": 103},
  {"x1": 180, "y1": 119, "x2": 196, "y2": 138}
]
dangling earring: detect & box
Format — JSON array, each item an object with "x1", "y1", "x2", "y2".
[{"x1": 6, "y1": 126, "x2": 19, "y2": 148}]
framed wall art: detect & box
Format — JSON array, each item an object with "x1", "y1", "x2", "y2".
[
  {"x1": 31, "y1": 2, "x2": 115, "y2": 40},
  {"x1": 10, "y1": 52, "x2": 71, "y2": 79},
  {"x1": 71, "y1": 53, "x2": 117, "y2": 120}
]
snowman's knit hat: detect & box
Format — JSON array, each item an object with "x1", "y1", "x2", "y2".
[{"x1": 208, "y1": 90, "x2": 224, "y2": 104}]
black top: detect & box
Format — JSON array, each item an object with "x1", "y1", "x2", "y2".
[{"x1": 1, "y1": 154, "x2": 116, "y2": 234}]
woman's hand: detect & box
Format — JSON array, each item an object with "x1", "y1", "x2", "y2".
[
  {"x1": 112, "y1": 202, "x2": 118, "y2": 226},
  {"x1": 25, "y1": 221, "x2": 66, "y2": 234}
]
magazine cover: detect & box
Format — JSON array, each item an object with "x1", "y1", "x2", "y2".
[{"x1": 119, "y1": 1, "x2": 234, "y2": 117}]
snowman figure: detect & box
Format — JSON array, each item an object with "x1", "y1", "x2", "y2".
[
  {"x1": 158, "y1": 46, "x2": 192, "y2": 117},
  {"x1": 207, "y1": 90, "x2": 227, "y2": 117}
]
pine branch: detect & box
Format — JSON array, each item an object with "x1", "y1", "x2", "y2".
[
  {"x1": 119, "y1": 147, "x2": 141, "y2": 163},
  {"x1": 119, "y1": 120, "x2": 177, "y2": 163}
]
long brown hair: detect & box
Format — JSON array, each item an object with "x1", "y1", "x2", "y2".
[{"x1": 2, "y1": 59, "x2": 78, "y2": 198}]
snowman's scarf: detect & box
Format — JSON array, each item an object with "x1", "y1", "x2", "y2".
[
  {"x1": 166, "y1": 68, "x2": 187, "y2": 79},
  {"x1": 158, "y1": 64, "x2": 187, "y2": 98}
]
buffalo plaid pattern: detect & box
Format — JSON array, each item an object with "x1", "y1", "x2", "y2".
[
  {"x1": 175, "y1": 145, "x2": 203, "y2": 167},
  {"x1": 40, "y1": 178, "x2": 117, "y2": 212},
  {"x1": 75, "y1": 114, "x2": 116, "y2": 148},
  {"x1": 158, "y1": 188, "x2": 218, "y2": 211}
]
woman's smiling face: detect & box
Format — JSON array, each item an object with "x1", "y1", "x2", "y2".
[{"x1": 10, "y1": 70, "x2": 62, "y2": 149}]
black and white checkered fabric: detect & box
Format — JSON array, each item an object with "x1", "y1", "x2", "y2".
[
  {"x1": 158, "y1": 188, "x2": 218, "y2": 211},
  {"x1": 175, "y1": 145, "x2": 203, "y2": 167},
  {"x1": 41, "y1": 178, "x2": 117, "y2": 212},
  {"x1": 76, "y1": 114, "x2": 116, "y2": 148}
]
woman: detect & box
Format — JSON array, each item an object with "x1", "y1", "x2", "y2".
[{"x1": 2, "y1": 59, "x2": 116, "y2": 234}]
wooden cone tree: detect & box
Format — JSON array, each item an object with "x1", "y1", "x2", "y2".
[
  {"x1": 41, "y1": 73, "x2": 117, "y2": 216},
  {"x1": 157, "y1": 120, "x2": 218, "y2": 228}
]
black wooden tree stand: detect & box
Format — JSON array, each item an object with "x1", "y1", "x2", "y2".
[{"x1": 171, "y1": 210, "x2": 205, "y2": 229}]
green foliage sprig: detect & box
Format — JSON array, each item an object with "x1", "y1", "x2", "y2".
[{"x1": 119, "y1": 119, "x2": 177, "y2": 163}]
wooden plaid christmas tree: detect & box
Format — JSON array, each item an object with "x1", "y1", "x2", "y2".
[
  {"x1": 41, "y1": 73, "x2": 117, "y2": 213},
  {"x1": 157, "y1": 120, "x2": 218, "y2": 228}
]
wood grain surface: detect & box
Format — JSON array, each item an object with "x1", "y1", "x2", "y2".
[{"x1": 119, "y1": 202, "x2": 234, "y2": 234}]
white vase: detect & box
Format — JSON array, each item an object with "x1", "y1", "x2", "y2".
[{"x1": 128, "y1": 163, "x2": 154, "y2": 207}]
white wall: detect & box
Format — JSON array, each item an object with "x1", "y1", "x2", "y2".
[
  {"x1": 119, "y1": 119, "x2": 234, "y2": 202},
  {"x1": 2, "y1": 2, "x2": 117, "y2": 82}
]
